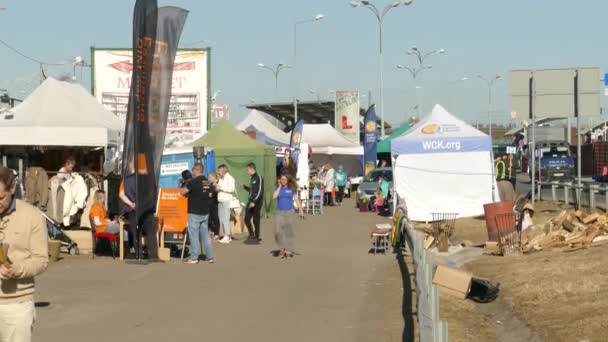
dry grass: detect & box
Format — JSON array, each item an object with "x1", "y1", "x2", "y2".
[
  {"x1": 440, "y1": 293, "x2": 496, "y2": 342},
  {"x1": 451, "y1": 217, "x2": 489, "y2": 244},
  {"x1": 468, "y1": 244, "x2": 608, "y2": 342}
]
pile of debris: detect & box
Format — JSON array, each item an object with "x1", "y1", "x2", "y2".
[{"x1": 522, "y1": 210, "x2": 608, "y2": 253}]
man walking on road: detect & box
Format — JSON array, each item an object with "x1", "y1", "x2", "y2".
[
  {"x1": 180, "y1": 163, "x2": 214, "y2": 264},
  {"x1": 243, "y1": 163, "x2": 264, "y2": 243},
  {"x1": 0, "y1": 166, "x2": 49, "y2": 342}
]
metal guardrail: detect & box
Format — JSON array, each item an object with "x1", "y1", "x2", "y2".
[
  {"x1": 543, "y1": 181, "x2": 608, "y2": 210},
  {"x1": 397, "y1": 207, "x2": 448, "y2": 342}
]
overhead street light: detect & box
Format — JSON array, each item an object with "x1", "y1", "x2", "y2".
[
  {"x1": 477, "y1": 74, "x2": 503, "y2": 140},
  {"x1": 293, "y1": 13, "x2": 325, "y2": 122},
  {"x1": 350, "y1": 0, "x2": 414, "y2": 137},
  {"x1": 397, "y1": 47, "x2": 444, "y2": 116},
  {"x1": 257, "y1": 62, "x2": 292, "y2": 97}
]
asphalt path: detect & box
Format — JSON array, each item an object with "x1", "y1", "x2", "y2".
[{"x1": 33, "y1": 199, "x2": 408, "y2": 342}]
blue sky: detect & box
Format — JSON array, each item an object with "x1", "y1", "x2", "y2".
[{"x1": 1, "y1": 0, "x2": 607, "y2": 126}]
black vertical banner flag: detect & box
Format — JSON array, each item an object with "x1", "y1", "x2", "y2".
[{"x1": 123, "y1": 0, "x2": 188, "y2": 221}]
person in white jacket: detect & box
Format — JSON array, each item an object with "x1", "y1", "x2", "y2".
[{"x1": 216, "y1": 165, "x2": 236, "y2": 244}]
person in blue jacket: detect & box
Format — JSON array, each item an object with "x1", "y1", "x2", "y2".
[{"x1": 334, "y1": 165, "x2": 348, "y2": 205}]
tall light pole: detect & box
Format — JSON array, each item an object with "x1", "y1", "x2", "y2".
[
  {"x1": 350, "y1": 0, "x2": 415, "y2": 137},
  {"x1": 397, "y1": 65, "x2": 432, "y2": 117},
  {"x1": 294, "y1": 13, "x2": 324, "y2": 122},
  {"x1": 477, "y1": 74, "x2": 502, "y2": 140},
  {"x1": 258, "y1": 63, "x2": 291, "y2": 98},
  {"x1": 398, "y1": 47, "x2": 445, "y2": 116}
]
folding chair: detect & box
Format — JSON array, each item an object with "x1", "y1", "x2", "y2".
[{"x1": 308, "y1": 188, "x2": 323, "y2": 215}]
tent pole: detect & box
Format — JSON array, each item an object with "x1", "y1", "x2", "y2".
[{"x1": 490, "y1": 150, "x2": 496, "y2": 202}]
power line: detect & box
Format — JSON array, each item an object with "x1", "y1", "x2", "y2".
[{"x1": 0, "y1": 38, "x2": 69, "y2": 66}]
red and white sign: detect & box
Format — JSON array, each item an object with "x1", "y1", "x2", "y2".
[
  {"x1": 334, "y1": 90, "x2": 360, "y2": 143},
  {"x1": 211, "y1": 104, "x2": 229, "y2": 123},
  {"x1": 92, "y1": 48, "x2": 209, "y2": 145}
]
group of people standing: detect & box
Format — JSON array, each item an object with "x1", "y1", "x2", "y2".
[
  {"x1": 178, "y1": 163, "x2": 265, "y2": 264},
  {"x1": 179, "y1": 161, "x2": 304, "y2": 263},
  {"x1": 316, "y1": 164, "x2": 348, "y2": 206}
]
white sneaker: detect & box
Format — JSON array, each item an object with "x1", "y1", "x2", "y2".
[{"x1": 219, "y1": 236, "x2": 231, "y2": 244}]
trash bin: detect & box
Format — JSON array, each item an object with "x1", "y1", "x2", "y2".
[{"x1": 483, "y1": 201, "x2": 514, "y2": 242}]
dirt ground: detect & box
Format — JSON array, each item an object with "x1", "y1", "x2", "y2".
[
  {"x1": 33, "y1": 200, "x2": 414, "y2": 342},
  {"x1": 467, "y1": 244, "x2": 608, "y2": 342},
  {"x1": 439, "y1": 200, "x2": 608, "y2": 342}
]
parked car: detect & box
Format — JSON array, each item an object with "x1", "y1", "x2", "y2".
[
  {"x1": 356, "y1": 167, "x2": 393, "y2": 206},
  {"x1": 529, "y1": 140, "x2": 575, "y2": 182}
]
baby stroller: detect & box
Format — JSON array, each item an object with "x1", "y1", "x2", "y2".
[{"x1": 41, "y1": 211, "x2": 80, "y2": 255}]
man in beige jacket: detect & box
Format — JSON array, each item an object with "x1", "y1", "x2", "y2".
[{"x1": 0, "y1": 166, "x2": 48, "y2": 342}]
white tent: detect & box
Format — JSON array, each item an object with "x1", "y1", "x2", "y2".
[
  {"x1": 0, "y1": 78, "x2": 123, "y2": 147},
  {"x1": 301, "y1": 123, "x2": 363, "y2": 155},
  {"x1": 301, "y1": 123, "x2": 363, "y2": 176},
  {"x1": 236, "y1": 110, "x2": 290, "y2": 146},
  {"x1": 391, "y1": 104, "x2": 498, "y2": 222}
]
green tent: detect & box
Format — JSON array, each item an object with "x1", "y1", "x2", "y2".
[
  {"x1": 192, "y1": 120, "x2": 276, "y2": 215},
  {"x1": 377, "y1": 122, "x2": 411, "y2": 153}
]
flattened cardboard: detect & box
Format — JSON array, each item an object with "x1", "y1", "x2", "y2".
[{"x1": 432, "y1": 265, "x2": 473, "y2": 299}]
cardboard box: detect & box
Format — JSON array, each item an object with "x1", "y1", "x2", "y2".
[{"x1": 432, "y1": 265, "x2": 473, "y2": 299}]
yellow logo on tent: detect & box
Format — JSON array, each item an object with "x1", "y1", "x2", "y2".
[
  {"x1": 292, "y1": 132, "x2": 301, "y2": 145},
  {"x1": 365, "y1": 121, "x2": 376, "y2": 133},
  {"x1": 421, "y1": 123, "x2": 440, "y2": 135}
]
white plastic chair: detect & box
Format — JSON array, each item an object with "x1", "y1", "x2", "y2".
[{"x1": 308, "y1": 188, "x2": 323, "y2": 215}]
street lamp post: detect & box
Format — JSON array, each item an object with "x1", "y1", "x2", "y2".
[
  {"x1": 258, "y1": 63, "x2": 292, "y2": 98},
  {"x1": 397, "y1": 47, "x2": 445, "y2": 116},
  {"x1": 294, "y1": 13, "x2": 324, "y2": 122},
  {"x1": 350, "y1": 0, "x2": 414, "y2": 137},
  {"x1": 477, "y1": 75, "x2": 502, "y2": 140},
  {"x1": 397, "y1": 65, "x2": 431, "y2": 117}
]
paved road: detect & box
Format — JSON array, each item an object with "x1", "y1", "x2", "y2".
[{"x1": 33, "y1": 200, "x2": 408, "y2": 342}]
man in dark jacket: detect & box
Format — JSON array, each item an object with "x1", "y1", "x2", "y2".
[{"x1": 243, "y1": 162, "x2": 264, "y2": 243}]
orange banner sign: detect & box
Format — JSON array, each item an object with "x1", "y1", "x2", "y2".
[{"x1": 156, "y1": 188, "x2": 188, "y2": 233}]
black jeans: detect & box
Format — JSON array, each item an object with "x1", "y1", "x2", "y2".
[
  {"x1": 126, "y1": 211, "x2": 158, "y2": 259},
  {"x1": 209, "y1": 203, "x2": 220, "y2": 236},
  {"x1": 337, "y1": 186, "x2": 345, "y2": 203},
  {"x1": 245, "y1": 202, "x2": 262, "y2": 238}
]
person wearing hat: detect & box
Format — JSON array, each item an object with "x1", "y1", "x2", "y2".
[
  {"x1": 520, "y1": 203, "x2": 535, "y2": 231},
  {"x1": 334, "y1": 165, "x2": 348, "y2": 205}
]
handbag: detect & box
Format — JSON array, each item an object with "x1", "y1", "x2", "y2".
[{"x1": 229, "y1": 187, "x2": 241, "y2": 209}]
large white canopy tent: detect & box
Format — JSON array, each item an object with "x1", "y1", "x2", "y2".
[
  {"x1": 236, "y1": 110, "x2": 290, "y2": 146},
  {"x1": 0, "y1": 78, "x2": 123, "y2": 147},
  {"x1": 301, "y1": 123, "x2": 363, "y2": 176},
  {"x1": 391, "y1": 104, "x2": 498, "y2": 222}
]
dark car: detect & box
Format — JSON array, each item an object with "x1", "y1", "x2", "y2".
[
  {"x1": 356, "y1": 167, "x2": 392, "y2": 206},
  {"x1": 529, "y1": 140, "x2": 575, "y2": 182}
]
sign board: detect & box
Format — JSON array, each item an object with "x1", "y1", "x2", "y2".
[
  {"x1": 506, "y1": 146, "x2": 517, "y2": 154},
  {"x1": 160, "y1": 161, "x2": 190, "y2": 176},
  {"x1": 156, "y1": 188, "x2": 188, "y2": 233},
  {"x1": 509, "y1": 68, "x2": 600, "y2": 120},
  {"x1": 91, "y1": 48, "x2": 210, "y2": 146},
  {"x1": 211, "y1": 104, "x2": 229, "y2": 126},
  {"x1": 334, "y1": 90, "x2": 360, "y2": 143}
]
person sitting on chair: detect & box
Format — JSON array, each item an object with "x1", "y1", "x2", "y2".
[{"x1": 90, "y1": 190, "x2": 125, "y2": 239}]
